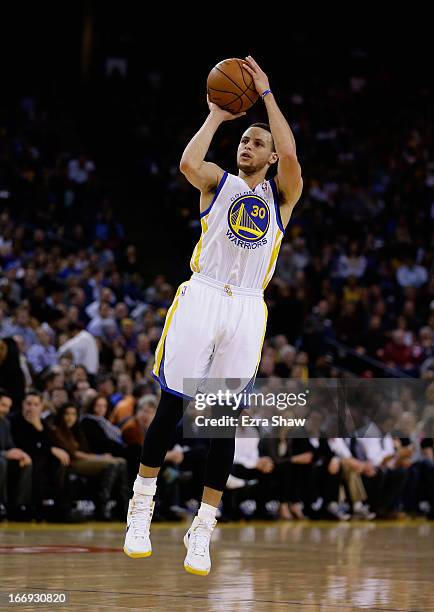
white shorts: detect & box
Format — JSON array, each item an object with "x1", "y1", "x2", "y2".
[{"x1": 152, "y1": 272, "x2": 268, "y2": 399}]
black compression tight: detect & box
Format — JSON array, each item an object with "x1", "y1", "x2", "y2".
[{"x1": 140, "y1": 389, "x2": 238, "y2": 492}]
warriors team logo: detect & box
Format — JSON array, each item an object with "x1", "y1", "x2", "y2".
[{"x1": 227, "y1": 195, "x2": 270, "y2": 243}]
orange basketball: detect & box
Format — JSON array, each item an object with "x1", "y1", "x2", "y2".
[{"x1": 207, "y1": 58, "x2": 259, "y2": 114}]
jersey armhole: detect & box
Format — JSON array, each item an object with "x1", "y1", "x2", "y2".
[
  {"x1": 269, "y1": 177, "x2": 285, "y2": 233},
  {"x1": 200, "y1": 171, "x2": 228, "y2": 218}
]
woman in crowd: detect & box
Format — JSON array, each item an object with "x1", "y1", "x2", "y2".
[{"x1": 50, "y1": 402, "x2": 128, "y2": 519}]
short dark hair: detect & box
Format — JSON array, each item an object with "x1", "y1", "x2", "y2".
[
  {"x1": 24, "y1": 389, "x2": 42, "y2": 402},
  {"x1": 249, "y1": 123, "x2": 275, "y2": 151},
  {"x1": 0, "y1": 388, "x2": 12, "y2": 401},
  {"x1": 68, "y1": 321, "x2": 83, "y2": 334}
]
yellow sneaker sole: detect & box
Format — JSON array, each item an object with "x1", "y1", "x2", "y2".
[
  {"x1": 184, "y1": 563, "x2": 209, "y2": 576},
  {"x1": 123, "y1": 547, "x2": 152, "y2": 558}
]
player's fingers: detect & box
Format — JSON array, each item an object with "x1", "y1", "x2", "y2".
[
  {"x1": 242, "y1": 63, "x2": 254, "y2": 74},
  {"x1": 247, "y1": 55, "x2": 260, "y2": 68}
]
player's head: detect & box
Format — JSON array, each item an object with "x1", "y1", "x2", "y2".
[{"x1": 237, "y1": 123, "x2": 278, "y2": 175}]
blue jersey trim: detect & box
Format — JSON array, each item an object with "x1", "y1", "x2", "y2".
[
  {"x1": 200, "y1": 171, "x2": 228, "y2": 218},
  {"x1": 269, "y1": 177, "x2": 285, "y2": 233},
  {"x1": 159, "y1": 342, "x2": 168, "y2": 387},
  {"x1": 151, "y1": 372, "x2": 195, "y2": 401}
]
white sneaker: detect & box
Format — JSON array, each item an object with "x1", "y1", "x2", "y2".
[
  {"x1": 183, "y1": 515, "x2": 217, "y2": 576},
  {"x1": 352, "y1": 502, "x2": 376, "y2": 520},
  {"x1": 123, "y1": 481, "x2": 156, "y2": 558},
  {"x1": 326, "y1": 501, "x2": 351, "y2": 521}
]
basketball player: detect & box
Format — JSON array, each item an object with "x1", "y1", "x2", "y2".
[{"x1": 124, "y1": 56, "x2": 303, "y2": 575}]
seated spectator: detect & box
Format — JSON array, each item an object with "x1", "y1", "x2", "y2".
[
  {"x1": 356, "y1": 414, "x2": 409, "y2": 518},
  {"x1": 224, "y1": 423, "x2": 275, "y2": 521},
  {"x1": 9, "y1": 390, "x2": 73, "y2": 521},
  {"x1": 121, "y1": 394, "x2": 157, "y2": 487},
  {"x1": 110, "y1": 391, "x2": 136, "y2": 427},
  {"x1": 274, "y1": 345, "x2": 296, "y2": 378},
  {"x1": 379, "y1": 329, "x2": 415, "y2": 373},
  {"x1": 412, "y1": 326, "x2": 434, "y2": 368},
  {"x1": 259, "y1": 421, "x2": 308, "y2": 520},
  {"x1": 87, "y1": 302, "x2": 117, "y2": 338},
  {"x1": 356, "y1": 315, "x2": 385, "y2": 359},
  {"x1": 396, "y1": 255, "x2": 428, "y2": 289},
  {"x1": 397, "y1": 413, "x2": 434, "y2": 518},
  {"x1": 327, "y1": 438, "x2": 375, "y2": 519},
  {"x1": 111, "y1": 372, "x2": 133, "y2": 406},
  {"x1": 336, "y1": 241, "x2": 367, "y2": 279},
  {"x1": 71, "y1": 380, "x2": 91, "y2": 409},
  {"x1": 0, "y1": 389, "x2": 32, "y2": 521},
  {"x1": 135, "y1": 333, "x2": 153, "y2": 373},
  {"x1": 80, "y1": 394, "x2": 126, "y2": 458},
  {"x1": 26, "y1": 326, "x2": 57, "y2": 375},
  {"x1": 50, "y1": 402, "x2": 128, "y2": 520},
  {"x1": 9, "y1": 306, "x2": 37, "y2": 350},
  {"x1": 40, "y1": 368, "x2": 65, "y2": 404},
  {"x1": 121, "y1": 394, "x2": 157, "y2": 447},
  {"x1": 290, "y1": 410, "x2": 348, "y2": 520}
]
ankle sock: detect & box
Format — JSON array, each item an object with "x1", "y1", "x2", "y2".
[
  {"x1": 137, "y1": 475, "x2": 157, "y2": 488},
  {"x1": 198, "y1": 502, "x2": 217, "y2": 521},
  {"x1": 133, "y1": 475, "x2": 157, "y2": 497}
]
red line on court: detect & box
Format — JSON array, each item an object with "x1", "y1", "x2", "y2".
[{"x1": 0, "y1": 545, "x2": 121, "y2": 554}]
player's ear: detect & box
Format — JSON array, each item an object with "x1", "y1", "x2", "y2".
[{"x1": 268, "y1": 152, "x2": 278, "y2": 167}]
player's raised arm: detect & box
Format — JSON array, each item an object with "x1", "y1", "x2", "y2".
[
  {"x1": 242, "y1": 56, "x2": 303, "y2": 216},
  {"x1": 179, "y1": 98, "x2": 245, "y2": 194}
]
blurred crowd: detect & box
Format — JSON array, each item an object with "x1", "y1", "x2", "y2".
[{"x1": 1, "y1": 41, "x2": 434, "y2": 522}]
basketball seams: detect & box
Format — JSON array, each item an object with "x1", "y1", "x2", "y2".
[
  {"x1": 207, "y1": 86, "x2": 245, "y2": 96},
  {"x1": 208, "y1": 60, "x2": 259, "y2": 113},
  {"x1": 208, "y1": 86, "x2": 247, "y2": 113},
  {"x1": 236, "y1": 59, "x2": 257, "y2": 98},
  {"x1": 235, "y1": 61, "x2": 256, "y2": 105},
  {"x1": 215, "y1": 66, "x2": 246, "y2": 95}
]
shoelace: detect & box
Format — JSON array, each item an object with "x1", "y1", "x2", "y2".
[
  {"x1": 190, "y1": 521, "x2": 213, "y2": 557},
  {"x1": 130, "y1": 497, "x2": 153, "y2": 539}
]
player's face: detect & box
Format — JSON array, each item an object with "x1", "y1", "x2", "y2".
[{"x1": 237, "y1": 127, "x2": 277, "y2": 174}]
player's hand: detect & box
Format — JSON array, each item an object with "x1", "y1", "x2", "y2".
[
  {"x1": 242, "y1": 55, "x2": 270, "y2": 96},
  {"x1": 207, "y1": 95, "x2": 245, "y2": 121}
]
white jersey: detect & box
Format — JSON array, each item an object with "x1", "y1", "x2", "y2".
[{"x1": 190, "y1": 171, "x2": 285, "y2": 290}]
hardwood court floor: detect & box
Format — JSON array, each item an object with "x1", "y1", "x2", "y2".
[{"x1": 1, "y1": 519, "x2": 433, "y2": 611}]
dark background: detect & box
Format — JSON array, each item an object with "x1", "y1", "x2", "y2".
[{"x1": 2, "y1": 5, "x2": 432, "y2": 280}]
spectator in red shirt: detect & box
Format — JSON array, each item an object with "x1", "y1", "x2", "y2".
[
  {"x1": 380, "y1": 329, "x2": 414, "y2": 372},
  {"x1": 121, "y1": 394, "x2": 157, "y2": 447}
]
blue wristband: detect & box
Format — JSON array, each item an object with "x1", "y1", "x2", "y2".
[{"x1": 261, "y1": 89, "x2": 272, "y2": 99}]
